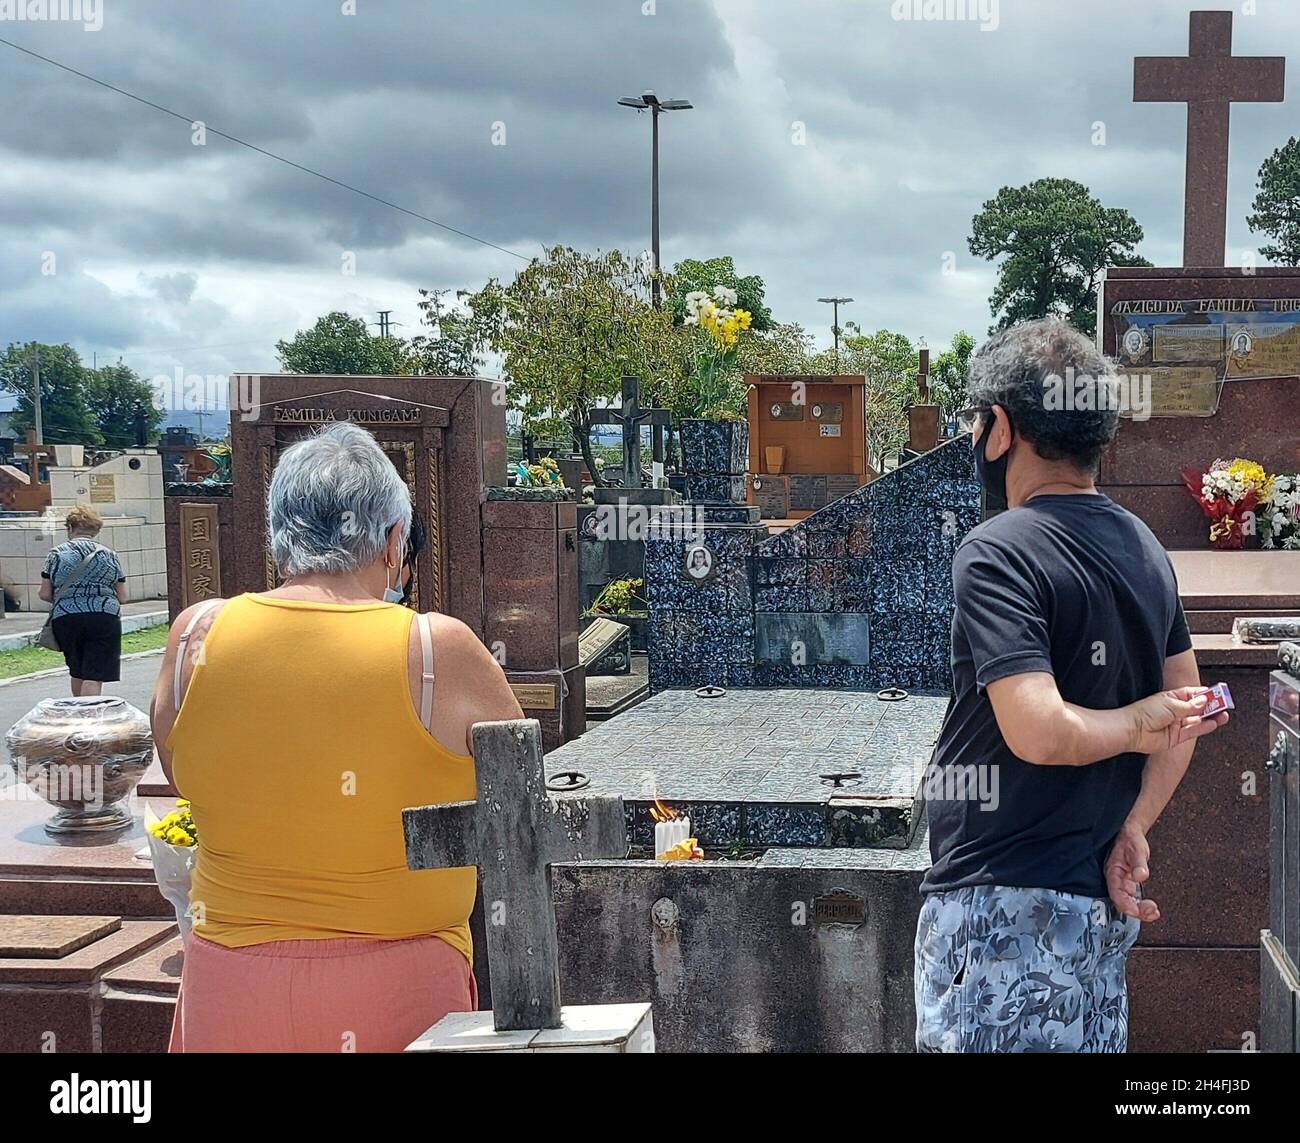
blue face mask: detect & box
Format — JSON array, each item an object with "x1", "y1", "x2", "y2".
[{"x1": 382, "y1": 563, "x2": 405, "y2": 604}]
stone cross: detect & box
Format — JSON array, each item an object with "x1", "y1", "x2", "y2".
[
  {"x1": 587, "y1": 375, "x2": 671, "y2": 487},
  {"x1": 1134, "y1": 10, "x2": 1285, "y2": 267},
  {"x1": 403, "y1": 719, "x2": 625, "y2": 1031}
]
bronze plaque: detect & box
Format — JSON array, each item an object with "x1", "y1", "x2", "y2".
[
  {"x1": 89, "y1": 474, "x2": 117, "y2": 504},
  {"x1": 180, "y1": 503, "x2": 223, "y2": 609},
  {"x1": 768, "y1": 402, "x2": 804, "y2": 422},
  {"x1": 810, "y1": 402, "x2": 843, "y2": 423},
  {"x1": 813, "y1": 889, "x2": 866, "y2": 928},
  {"x1": 511, "y1": 683, "x2": 558, "y2": 711}
]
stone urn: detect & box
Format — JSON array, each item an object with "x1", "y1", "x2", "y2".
[{"x1": 5, "y1": 697, "x2": 153, "y2": 836}]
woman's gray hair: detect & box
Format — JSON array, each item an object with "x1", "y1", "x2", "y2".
[
  {"x1": 967, "y1": 318, "x2": 1121, "y2": 471},
  {"x1": 268, "y1": 422, "x2": 411, "y2": 577}
]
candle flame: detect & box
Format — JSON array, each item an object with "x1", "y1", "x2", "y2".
[{"x1": 649, "y1": 797, "x2": 678, "y2": 823}]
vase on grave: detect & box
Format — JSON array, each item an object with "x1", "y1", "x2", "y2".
[
  {"x1": 764, "y1": 445, "x2": 786, "y2": 475},
  {"x1": 679, "y1": 418, "x2": 748, "y2": 505},
  {"x1": 5, "y1": 697, "x2": 152, "y2": 836}
]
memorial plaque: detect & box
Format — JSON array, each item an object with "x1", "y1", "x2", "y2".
[
  {"x1": 511, "y1": 683, "x2": 559, "y2": 711},
  {"x1": 825, "y1": 474, "x2": 862, "y2": 502},
  {"x1": 179, "y1": 502, "x2": 222, "y2": 609},
  {"x1": 750, "y1": 475, "x2": 789, "y2": 519},
  {"x1": 819, "y1": 424, "x2": 842, "y2": 438},
  {"x1": 812, "y1": 890, "x2": 866, "y2": 928},
  {"x1": 1152, "y1": 324, "x2": 1223, "y2": 363},
  {"x1": 810, "y1": 402, "x2": 843, "y2": 424},
  {"x1": 769, "y1": 402, "x2": 804, "y2": 422},
  {"x1": 788, "y1": 475, "x2": 827, "y2": 512},
  {"x1": 88, "y1": 474, "x2": 116, "y2": 504},
  {"x1": 1109, "y1": 298, "x2": 1300, "y2": 417}
]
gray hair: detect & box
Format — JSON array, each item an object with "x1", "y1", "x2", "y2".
[
  {"x1": 268, "y1": 422, "x2": 411, "y2": 577},
  {"x1": 967, "y1": 318, "x2": 1121, "y2": 471}
]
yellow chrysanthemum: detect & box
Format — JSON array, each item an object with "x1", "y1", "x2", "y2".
[{"x1": 1226, "y1": 458, "x2": 1273, "y2": 498}]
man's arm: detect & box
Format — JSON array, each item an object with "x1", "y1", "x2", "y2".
[
  {"x1": 984, "y1": 667, "x2": 1224, "y2": 766},
  {"x1": 1104, "y1": 648, "x2": 1206, "y2": 921}
]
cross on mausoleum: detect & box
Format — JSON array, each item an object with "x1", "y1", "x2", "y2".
[
  {"x1": 587, "y1": 375, "x2": 671, "y2": 487},
  {"x1": 1134, "y1": 10, "x2": 1285, "y2": 267}
]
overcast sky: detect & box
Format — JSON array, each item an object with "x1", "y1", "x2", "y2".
[{"x1": 3, "y1": 0, "x2": 1298, "y2": 396}]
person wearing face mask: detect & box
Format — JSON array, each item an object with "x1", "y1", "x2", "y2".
[
  {"x1": 914, "y1": 318, "x2": 1228, "y2": 1054},
  {"x1": 150, "y1": 422, "x2": 522, "y2": 1052}
]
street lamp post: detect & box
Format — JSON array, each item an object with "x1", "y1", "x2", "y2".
[
  {"x1": 818, "y1": 297, "x2": 854, "y2": 358},
  {"x1": 619, "y1": 90, "x2": 693, "y2": 308}
]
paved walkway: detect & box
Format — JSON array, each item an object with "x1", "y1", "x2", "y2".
[{"x1": 0, "y1": 599, "x2": 167, "y2": 636}]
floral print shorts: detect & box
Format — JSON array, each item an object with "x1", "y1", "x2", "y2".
[{"x1": 914, "y1": 884, "x2": 1141, "y2": 1053}]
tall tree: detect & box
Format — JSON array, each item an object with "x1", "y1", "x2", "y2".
[
  {"x1": 1248, "y1": 136, "x2": 1300, "y2": 264},
  {"x1": 473, "y1": 247, "x2": 675, "y2": 485},
  {"x1": 968, "y1": 178, "x2": 1150, "y2": 336},
  {"x1": 667, "y1": 256, "x2": 773, "y2": 331},
  {"x1": 85, "y1": 362, "x2": 165, "y2": 446},
  {"x1": 408, "y1": 289, "x2": 494, "y2": 376},
  {"x1": 810, "y1": 325, "x2": 919, "y2": 472},
  {"x1": 0, "y1": 342, "x2": 100, "y2": 445},
  {"x1": 927, "y1": 331, "x2": 976, "y2": 422},
  {"x1": 275, "y1": 311, "x2": 413, "y2": 375}
]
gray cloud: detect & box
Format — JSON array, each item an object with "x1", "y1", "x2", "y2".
[{"x1": 2, "y1": 0, "x2": 1297, "y2": 394}]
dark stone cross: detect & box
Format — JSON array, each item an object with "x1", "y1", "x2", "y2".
[
  {"x1": 402, "y1": 719, "x2": 625, "y2": 1031},
  {"x1": 1134, "y1": 10, "x2": 1285, "y2": 268},
  {"x1": 587, "y1": 375, "x2": 671, "y2": 487}
]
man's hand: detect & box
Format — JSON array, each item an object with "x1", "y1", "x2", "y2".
[
  {"x1": 1105, "y1": 820, "x2": 1159, "y2": 922},
  {"x1": 1128, "y1": 686, "x2": 1228, "y2": 755}
]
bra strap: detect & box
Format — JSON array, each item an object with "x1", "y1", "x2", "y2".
[
  {"x1": 174, "y1": 599, "x2": 224, "y2": 711},
  {"x1": 417, "y1": 612, "x2": 436, "y2": 732}
]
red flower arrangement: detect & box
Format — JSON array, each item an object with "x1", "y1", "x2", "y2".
[{"x1": 1181, "y1": 458, "x2": 1271, "y2": 551}]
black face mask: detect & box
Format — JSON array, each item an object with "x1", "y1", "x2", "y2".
[{"x1": 974, "y1": 409, "x2": 1012, "y2": 506}]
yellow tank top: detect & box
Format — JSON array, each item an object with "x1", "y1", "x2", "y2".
[{"x1": 168, "y1": 594, "x2": 476, "y2": 960}]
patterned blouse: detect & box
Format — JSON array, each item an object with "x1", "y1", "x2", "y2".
[{"x1": 42, "y1": 539, "x2": 126, "y2": 618}]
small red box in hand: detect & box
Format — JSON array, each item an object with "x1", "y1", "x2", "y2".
[{"x1": 1200, "y1": 682, "x2": 1234, "y2": 719}]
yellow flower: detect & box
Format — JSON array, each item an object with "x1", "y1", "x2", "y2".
[
  {"x1": 1226, "y1": 458, "x2": 1273, "y2": 499},
  {"x1": 735, "y1": 309, "x2": 752, "y2": 331},
  {"x1": 176, "y1": 799, "x2": 190, "y2": 808}
]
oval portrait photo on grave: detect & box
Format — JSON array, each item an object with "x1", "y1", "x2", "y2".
[{"x1": 682, "y1": 542, "x2": 716, "y2": 582}]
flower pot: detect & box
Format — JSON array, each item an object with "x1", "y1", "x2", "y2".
[
  {"x1": 680, "y1": 419, "x2": 749, "y2": 478},
  {"x1": 764, "y1": 445, "x2": 786, "y2": 475}
]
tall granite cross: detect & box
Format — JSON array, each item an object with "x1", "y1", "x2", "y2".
[
  {"x1": 587, "y1": 375, "x2": 671, "y2": 487},
  {"x1": 1134, "y1": 10, "x2": 1285, "y2": 267},
  {"x1": 403, "y1": 719, "x2": 625, "y2": 1031}
]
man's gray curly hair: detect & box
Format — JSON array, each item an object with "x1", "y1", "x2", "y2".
[{"x1": 967, "y1": 317, "x2": 1121, "y2": 472}]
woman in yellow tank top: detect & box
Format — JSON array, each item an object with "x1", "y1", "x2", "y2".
[{"x1": 150, "y1": 423, "x2": 521, "y2": 1053}]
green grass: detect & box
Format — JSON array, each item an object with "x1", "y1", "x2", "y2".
[{"x1": 0, "y1": 623, "x2": 169, "y2": 681}]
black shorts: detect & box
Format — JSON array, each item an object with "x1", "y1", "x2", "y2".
[{"x1": 51, "y1": 612, "x2": 122, "y2": 682}]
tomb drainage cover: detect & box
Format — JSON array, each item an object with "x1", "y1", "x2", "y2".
[
  {"x1": 876, "y1": 687, "x2": 909, "y2": 702},
  {"x1": 821, "y1": 772, "x2": 863, "y2": 788},
  {"x1": 546, "y1": 771, "x2": 590, "y2": 792},
  {"x1": 695, "y1": 686, "x2": 727, "y2": 699}
]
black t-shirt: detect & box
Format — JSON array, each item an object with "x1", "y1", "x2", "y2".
[{"x1": 921, "y1": 493, "x2": 1192, "y2": 900}]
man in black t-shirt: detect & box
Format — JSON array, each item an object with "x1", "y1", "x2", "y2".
[{"x1": 915, "y1": 319, "x2": 1229, "y2": 1053}]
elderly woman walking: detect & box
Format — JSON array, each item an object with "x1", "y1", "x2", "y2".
[
  {"x1": 151, "y1": 422, "x2": 521, "y2": 1053},
  {"x1": 39, "y1": 505, "x2": 128, "y2": 696}
]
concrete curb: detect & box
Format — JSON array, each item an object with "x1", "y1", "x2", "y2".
[
  {"x1": 0, "y1": 647, "x2": 165, "y2": 688},
  {"x1": 0, "y1": 610, "x2": 168, "y2": 652}
]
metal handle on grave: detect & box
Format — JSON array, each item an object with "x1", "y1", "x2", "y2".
[{"x1": 1266, "y1": 730, "x2": 1288, "y2": 774}]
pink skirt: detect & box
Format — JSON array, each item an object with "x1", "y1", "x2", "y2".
[{"x1": 169, "y1": 933, "x2": 477, "y2": 1053}]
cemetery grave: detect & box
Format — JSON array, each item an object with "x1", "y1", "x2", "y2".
[{"x1": 3, "y1": 5, "x2": 1300, "y2": 1061}]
